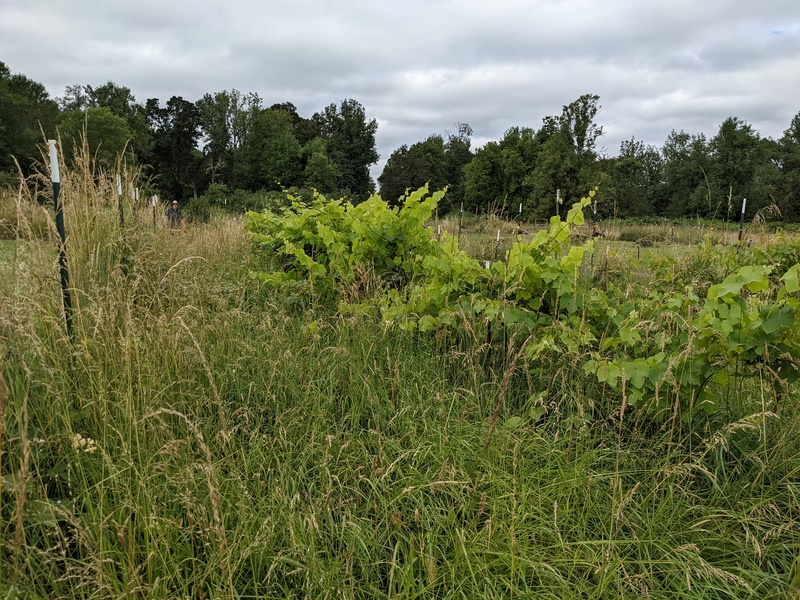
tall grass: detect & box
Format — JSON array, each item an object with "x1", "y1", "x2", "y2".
[{"x1": 1, "y1": 148, "x2": 799, "y2": 598}]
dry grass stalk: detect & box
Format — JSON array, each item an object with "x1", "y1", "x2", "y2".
[
  {"x1": 12, "y1": 391, "x2": 30, "y2": 583},
  {"x1": 484, "y1": 333, "x2": 534, "y2": 448},
  {"x1": 140, "y1": 408, "x2": 233, "y2": 592},
  {"x1": 0, "y1": 360, "x2": 6, "y2": 500},
  {"x1": 752, "y1": 203, "x2": 781, "y2": 227}
]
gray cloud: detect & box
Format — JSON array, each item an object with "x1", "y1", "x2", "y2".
[{"x1": 2, "y1": 0, "x2": 798, "y2": 179}]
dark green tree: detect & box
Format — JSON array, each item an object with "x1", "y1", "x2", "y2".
[
  {"x1": 86, "y1": 82, "x2": 141, "y2": 122},
  {"x1": 526, "y1": 96, "x2": 604, "y2": 218},
  {"x1": 378, "y1": 135, "x2": 446, "y2": 206},
  {"x1": 661, "y1": 130, "x2": 710, "y2": 217},
  {"x1": 312, "y1": 99, "x2": 379, "y2": 200},
  {"x1": 526, "y1": 116, "x2": 577, "y2": 218},
  {"x1": 145, "y1": 96, "x2": 205, "y2": 201},
  {"x1": 58, "y1": 106, "x2": 134, "y2": 168},
  {"x1": 463, "y1": 140, "x2": 504, "y2": 213},
  {"x1": 560, "y1": 93, "x2": 603, "y2": 158},
  {"x1": 500, "y1": 126, "x2": 539, "y2": 215},
  {"x1": 237, "y1": 107, "x2": 302, "y2": 191},
  {"x1": 605, "y1": 138, "x2": 664, "y2": 217},
  {"x1": 270, "y1": 102, "x2": 318, "y2": 147},
  {"x1": 0, "y1": 62, "x2": 59, "y2": 179},
  {"x1": 463, "y1": 126, "x2": 539, "y2": 215},
  {"x1": 378, "y1": 123, "x2": 472, "y2": 212},
  {"x1": 58, "y1": 81, "x2": 150, "y2": 163},
  {"x1": 776, "y1": 112, "x2": 800, "y2": 221},
  {"x1": 58, "y1": 84, "x2": 89, "y2": 112},
  {"x1": 197, "y1": 89, "x2": 261, "y2": 186},
  {"x1": 441, "y1": 122, "x2": 474, "y2": 214},
  {"x1": 302, "y1": 137, "x2": 340, "y2": 193},
  {"x1": 89, "y1": 82, "x2": 150, "y2": 160},
  {"x1": 709, "y1": 117, "x2": 761, "y2": 219}
]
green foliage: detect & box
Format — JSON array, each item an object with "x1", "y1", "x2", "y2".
[
  {"x1": 463, "y1": 126, "x2": 538, "y2": 216},
  {"x1": 59, "y1": 106, "x2": 134, "y2": 168},
  {"x1": 7, "y1": 58, "x2": 800, "y2": 224},
  {"x1": 236, "y1": 107, "x2": 303, "y2": 191},
  {"x1": 441, "y1": 122, "x2": 474, "y2": 213},
  {"x1": 382, "y1": 191, "x2": 596, "y2": 333},
  {"x1": 312, "y1": 98, "x2": 379, "y2": 200},
  {"x1": 145, "y1": 96, "x2": 206, "y2": 201},
  {"x1": 777, "y1": 111, "x2": 800, "y2": 221},
  {"x1": 463, "y1": 140, "x2": 505, "y2": 213},
  {"x1": 247, "y1": 184, "x2": 603, "y2": 366},
  {"x1": 0, "y1": 61, "x2": 60, "y2": 177},
  {"x1": 249, "y1": 183, "x2": 800, "y2": 422},
  {"x1": 585, "y1": 255, "x2": 800, "y2": 419},
  {"x1": 710, "y1": 117, "x2": 770, "y2": 217},
  {"x1": 378, "y1": 135, "x2": 447, "y2": 206},
  {"x1": 195, "y1": 184, "x2": 302, "y2": 214},
  {"x1": 605, "y1": 138, "x2": 664, "y2": 217},
  {"x1": 246, "y1": 185, "x2": 445, "y2": 300},
  {"x1": 248, "y1": 185, "x2": 597, "y2": 327},
  {"x1": 184, "y1": 193, "x2": 212, "y2": 222},
  {"x1": 379, "y1": 124, "x2": 473, "y2": 214},
  {"x1": 302, "y1": 137, "x2": 340, "y2": 193},
  {"x1": 196, "y1": 89, "x2": 261, "y2": 188}
]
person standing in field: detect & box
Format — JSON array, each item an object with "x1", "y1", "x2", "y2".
[{"x1": 166, "y1": 200, "x2": 183, "y2": 229}]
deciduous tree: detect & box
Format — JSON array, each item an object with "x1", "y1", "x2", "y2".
[
  {"x1": 0, "y1": 62, "x2": 59, "y2": 178},
  {"x1": 313, "y1": 99, "x2": 379, "y2": 200},
  {"x1": 237, "y1": 108, "x2": 302, "y2": 191},
  {"x1": 197, "y1": 89, "x2": 260, "y2": 187},
  {"x1": 378, "y1": 135, "x2": 446, "y2": 206},
  {"x1": 605, "y1": 138, "x2": 663, "y2": 217},
  {"x1": 302, "y1": 137, "x2": 340, "y2": 193},
  {"x1": 776, "y1": 111, "x2": 800, "y2": 221},
  {"x1": 145, "y1": 96, "x2": 205, "y2": 201},
  {"x1": 710, "y1": 117, "x2": 764, "y2": 219},
  {"x1": 59, "y1": 106, "x2": 134, "y2": 168},
  {"x1": 661, "y1": 130, "x2": 710, "y2": 217},
  {"x1": 441, "y1": 122, "x2": 474, "y2": 213}
]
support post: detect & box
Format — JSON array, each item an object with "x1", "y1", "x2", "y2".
[
  {"x1": 116, "y1": 174, "x2": 125, "y2": 228},
  {"x1": 49, "y1": 140, "x2": 73, "y2": 341},
  {"x1": 738, "y1": 197, "x2": 747, "y2": 242},
  {"x1": 556, "y1": 189, "x2": 561, "y2": 218}
]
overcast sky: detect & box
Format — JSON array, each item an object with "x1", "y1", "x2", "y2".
[{"x1": 2, "y1": 0, "x2": 799, "y2": 180}]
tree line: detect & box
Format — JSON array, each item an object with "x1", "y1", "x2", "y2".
[
  {"x1": 0, "y1": 61, "x2": 378, "y2": 209},
  {"x1": 2, "y1": 60, "x2": 799, "y2": 221},
  {"x1": 381, "y1": 95, "x2": 800, "y2": 223}
]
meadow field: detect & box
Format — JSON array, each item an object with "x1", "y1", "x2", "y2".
[{"x1": 1, "y1": 165, "x2": 800, "y2": 599}]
